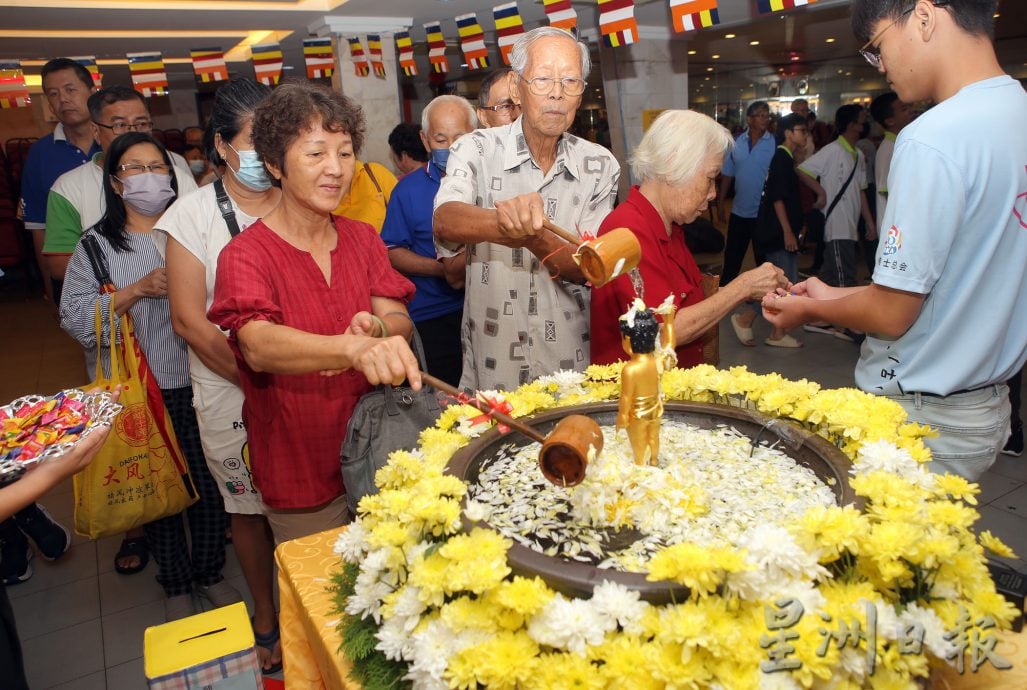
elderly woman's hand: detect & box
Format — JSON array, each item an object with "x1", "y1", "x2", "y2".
[
  {"x1": 738, "y1": 262, "x2": 789, "y2": 300},
  {"x1": 350, "y1": 335, "x2": 422, "y2": 389}
]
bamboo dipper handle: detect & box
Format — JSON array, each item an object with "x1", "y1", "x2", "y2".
[
  {"x1": 419, "y1": 372, "x2": 546, "y2": 444},
  {"x1": 541, "y1": 217, "x2": 584, "y2": 246}
]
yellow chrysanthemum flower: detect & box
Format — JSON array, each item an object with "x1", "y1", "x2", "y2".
[
  {"x1": 521, "y1": 652, "x2": 604, "y2": 690},
  {"x1": 449, "y1": 631, "x2": 540, "y2": 690},
  {"x1": 978, "y1": 529, "x2": 1018, "y2": 559},
  {"x1": 646, "y1": 543, "x2": 748, "y2": 596}
]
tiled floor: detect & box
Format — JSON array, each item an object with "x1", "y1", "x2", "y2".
[{"x1": 2, "y1": 276, "x2": 1025, "y2": 688}]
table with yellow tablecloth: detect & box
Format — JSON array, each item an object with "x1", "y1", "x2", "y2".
[
  {"x1": 277, "y1": 527, "x2": 1027, "y2": 689},
  {"x1": 276, "y1": 527, "x2": 355, "y2": 690}
]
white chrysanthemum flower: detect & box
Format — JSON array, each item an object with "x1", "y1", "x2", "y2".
[
  {"x1": 590, "y1": 580, "x2": 650, "y2": 635},
  {"x1": 407, "y1": 619, "x2": 489, "y2": 688},
  {"x1": 333, "y1": 520, "x2": 369, "y2": 562},
  {"x1": 536, "y1": 370, "x2": 588, "y2": 396},
  {"x1": 759, "y1": 669, "x2": 804, "y2": 690},
  {"x1": 527, "y1": 594, "x2": 611, "y2": 655},
  {"x1": 346, "y1": 576, "x2": 393, "y2": 622},
  {"x1": 853, "y1": 440, "x2": 936, "y2": 488},
  {"x1": 390, "y1": 584, "x2": 427, "y2": 626},
  {"x1": 463, "y1": 499, "x2": 492, "y2": 523},
  {"x1": 837, "y1": 647, "x2": 866, "y2": 679},
  {"x1": 375, "y1": 615, "x2": 415, "y2": 661},
  {"x1": 727, "y1": 525, "x2": 828, "y2": 602},
  {"x1": 899, "y1": 603, "x2": 958, "y2": 661}
]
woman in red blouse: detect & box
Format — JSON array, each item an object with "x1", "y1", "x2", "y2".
[
  {"x1": 208, "y1": 82, "x2": 419, "y2": 543},
  {"x1": 591, "y1": 110, "x2": 789, "y2": 368}
]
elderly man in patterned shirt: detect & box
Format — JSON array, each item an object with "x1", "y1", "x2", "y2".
[{"x1": 433, "y1": 26, "x2": 620, "y2": 392}]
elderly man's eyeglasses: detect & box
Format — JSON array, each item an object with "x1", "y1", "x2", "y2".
[
  {"x1": 481, "y1": 101, "x2": 520, "y2": 113},
  {"x1": 94, "y1": 120, "x2": 153, "y2": 135},
  {"x1": 117, "y1": 163, "x2": 170, "y2": 175},
  {"x1": 520, "y1": 75, "x2": 587, "y2": 97}
]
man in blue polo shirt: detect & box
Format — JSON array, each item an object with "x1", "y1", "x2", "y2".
[
  {"x1": 716, "y1": 100, "x2": 776, "y2": 289},
  {"x1": 18, "y1": 58, "x2": 99, "y2": 302},
  {"x1": 763, "y1": 0, "x2": 1027, "y2": 481},
  {"x1": 380, "y1": 95, "x2": 477, "y2": 386}
]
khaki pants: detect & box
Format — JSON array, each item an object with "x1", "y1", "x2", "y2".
[{"x1": 264, "y1": 494, "x2": 350, "y2": 545}]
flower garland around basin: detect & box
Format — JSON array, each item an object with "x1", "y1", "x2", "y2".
[{"x1": 332, "y1": 364, "x2": 1019, "y2": 690}]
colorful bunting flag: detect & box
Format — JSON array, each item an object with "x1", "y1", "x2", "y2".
[
  {"x1": 670, "y1": 0, "x2": 720, "y2": 32},
  {"x1": 190, "y1": 47, "x2": 228, "y2": 83},
  {"x1": 347, "y1": 37, "x2": 370, "y2": 77},
  {"x1": 251, "y1": 43, "x2": 283, "y2": 85},
  {"x1": 598, "y1": 0, "x2": 639, "y2": 48},
  {"x1": 493, "y1": 3, "x2": 526, "y2": 65},
  {"x1": 456, "y1": 13, "x2": 489, "y2": 70},
  {"x1": 424, "y1": 22, "x2": 449, "y2": 74},
  {"x1": 756, "y1": 0, "x2": 816, "y2": 14},
  {"x1": 395, "y1": 31, "x2": 418, "y2": 76},
  {"x1": 126, "y1": 51, "x2": 168, "y2": 97},
  {"x1": 543, "y1": 0, "x2": 578, "y2": 32},
  {"x1": 367, "y1": 34, "x2": 386, "y2": 77},
  {"x1": 0, "y1": 61, "x2": 30, "y2": 109},
  {"x1": 303, "y1": 37, "x2": 335, "y2": 79},
  {"x1": 71, "y1": 56, "x2": 101, "y2": 87}
]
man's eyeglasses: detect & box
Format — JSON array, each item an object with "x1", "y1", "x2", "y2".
[
  {"x1": 519, "y1": 75, "x2": 587, "y2": 97},
  {"x1": 481, "y1": 101, "x2": 520, "y2": 113},
  {"x1": 94, "y1": 120, "x2": 153, "y2": 135},
  {"x1": 117, "y1": 163, "x2": 170, "y2": 175},
  {"x1": 859, "y1": 2, "x2": 947, "y2": 69}
]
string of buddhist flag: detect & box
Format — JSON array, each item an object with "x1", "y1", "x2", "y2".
[
  {"x1": 0, "y1": 60, "x2": 30, "y2": 109},
  {"x1": 9, "y1": 0, "x2": 819, "y2": 100},
  {"x1": 127, "y1": 52, "x2": 168, "y2": 97}
]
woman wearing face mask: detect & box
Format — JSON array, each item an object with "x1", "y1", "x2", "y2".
[
  {"x1": 156, "y1": 78, "x2": 284, "y2": 672},
  {"x1": 59, "y1": 132, "x2": 237, "y2": 622}
]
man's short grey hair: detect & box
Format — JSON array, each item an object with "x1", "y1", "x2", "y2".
[
  {"x1": 509, "y1": 26, "x2": 590, "y2": 78},
  {"x1": 421, "y1": 95, "x2": 477, "y2": 135},
  {"x1": 630, "y1": 110, "x2": 733, "y2": 187}
]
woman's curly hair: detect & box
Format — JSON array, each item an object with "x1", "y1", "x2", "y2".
[{"x1": 251, "y1": 80, "x2": 366, "y2": 186}]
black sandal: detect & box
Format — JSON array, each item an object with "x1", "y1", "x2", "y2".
[{"x1": 114, "y1": 536, "x2": 149, "y2": 575}]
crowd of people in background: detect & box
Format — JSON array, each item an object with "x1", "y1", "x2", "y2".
[{"x1": 2, "y1": 3, "x2": 1025, "y2": 687}]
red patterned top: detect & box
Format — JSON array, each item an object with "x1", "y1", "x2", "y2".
[{"x1": 209, "y1": 215, "x2": 415, "y2": 509}]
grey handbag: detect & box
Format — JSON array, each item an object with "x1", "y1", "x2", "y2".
[{"x1": 340, "y1": 331, "x2": 444, "y2": 514}]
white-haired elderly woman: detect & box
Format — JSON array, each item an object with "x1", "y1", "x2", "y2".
[{"x1": 590, "y1": 110, "x2": 790, "y2": 367}]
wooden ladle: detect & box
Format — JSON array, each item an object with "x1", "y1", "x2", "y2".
[
  {"x1": 541, "y1": 218, "x2": 641, "y2": 288},
  {"x1": 420, "y1": 372, "x2": 603, "y2": 487}
]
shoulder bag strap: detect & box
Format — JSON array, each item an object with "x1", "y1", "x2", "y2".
[
  {"x1": 823, "y1": 157, "x2": 859, "y2": 221},
  {"x1": 214, "y1": 178, "x2": 242, "y2": 237},
  {"x1": 362, "y1": 162, "x2": 383, "y2": 195}
]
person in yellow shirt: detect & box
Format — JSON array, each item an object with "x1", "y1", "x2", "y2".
[{"x1": 333, "y1": 159, "x2": 397, "y2": 232}]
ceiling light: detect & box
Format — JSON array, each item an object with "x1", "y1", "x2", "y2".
[
  {"x1": 994, "y1": 13, "x2": 1000, "y2": 18},
  {"x1": 790, "y1": 55, "x2": 800, "y2": 61},
  {"x1": 845, "y1": 72, "x2": 852, "y2": 76},
  {"x1": 706, "y1": 67, "x2": 714, "y2": 72},
  {"x1": 825, "y1": 38, "x2": 836, "y2": 43},
  {"x1": 704, "y1": 76, "x2": 710, "y2": 81},
  {"x1": 712, "y1": 54, "x2": 720, "y2": 59},
  {"x1": 749, "y1": 40, "x2": 760, "y2": 46},
  {"x1": 687, "y1": 49, "x2": 697, "y2": 55},
  {"x1": 725, "y1": 34, "x2": 736, "y2": 39}
]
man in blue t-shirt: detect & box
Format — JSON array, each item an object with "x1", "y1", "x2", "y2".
[
  {"x1": 716, "y1": 100, "x2": 776, "y2": 287},
  {"x1": 380, "y1": 95, "x2": 477, "y2": 386},
  {"x1": 18, "y1": 58, "x2": 99, "y2": 302},
  {"x1": 763, "y1": 0, "x2": 1027, "y2": 481}
]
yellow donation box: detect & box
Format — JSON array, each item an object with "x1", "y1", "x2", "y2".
[{"x1": 144, "y1": 601, "x2": 263, "y2": 689}]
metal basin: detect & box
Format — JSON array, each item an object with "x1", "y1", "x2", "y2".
[{"x1": 446, "y1": 400, "x2": 856, "y2": 604}]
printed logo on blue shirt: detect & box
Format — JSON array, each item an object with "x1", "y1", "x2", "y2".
[{"x1": 882, "y1": 225, "x2": 902, "y2": 255}]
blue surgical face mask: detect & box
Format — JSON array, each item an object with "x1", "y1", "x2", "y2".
[
  {"x1": 430, "y1": 148, "x2": 450, "y2": 174},
  {"x1": 227, "y1": 142, "x2": 272, "y2": 191},
  {"x1": 188, "y1": 159, "x2": 206, "y2": 175}
]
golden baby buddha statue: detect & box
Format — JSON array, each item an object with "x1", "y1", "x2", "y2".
[{"x1": 616, "y1": 299, "x2": 677, "y2": 466}]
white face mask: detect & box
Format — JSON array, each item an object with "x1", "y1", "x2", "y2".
[{"x1": 116, "y1": 172, "x2": 175, "y2": 216}]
